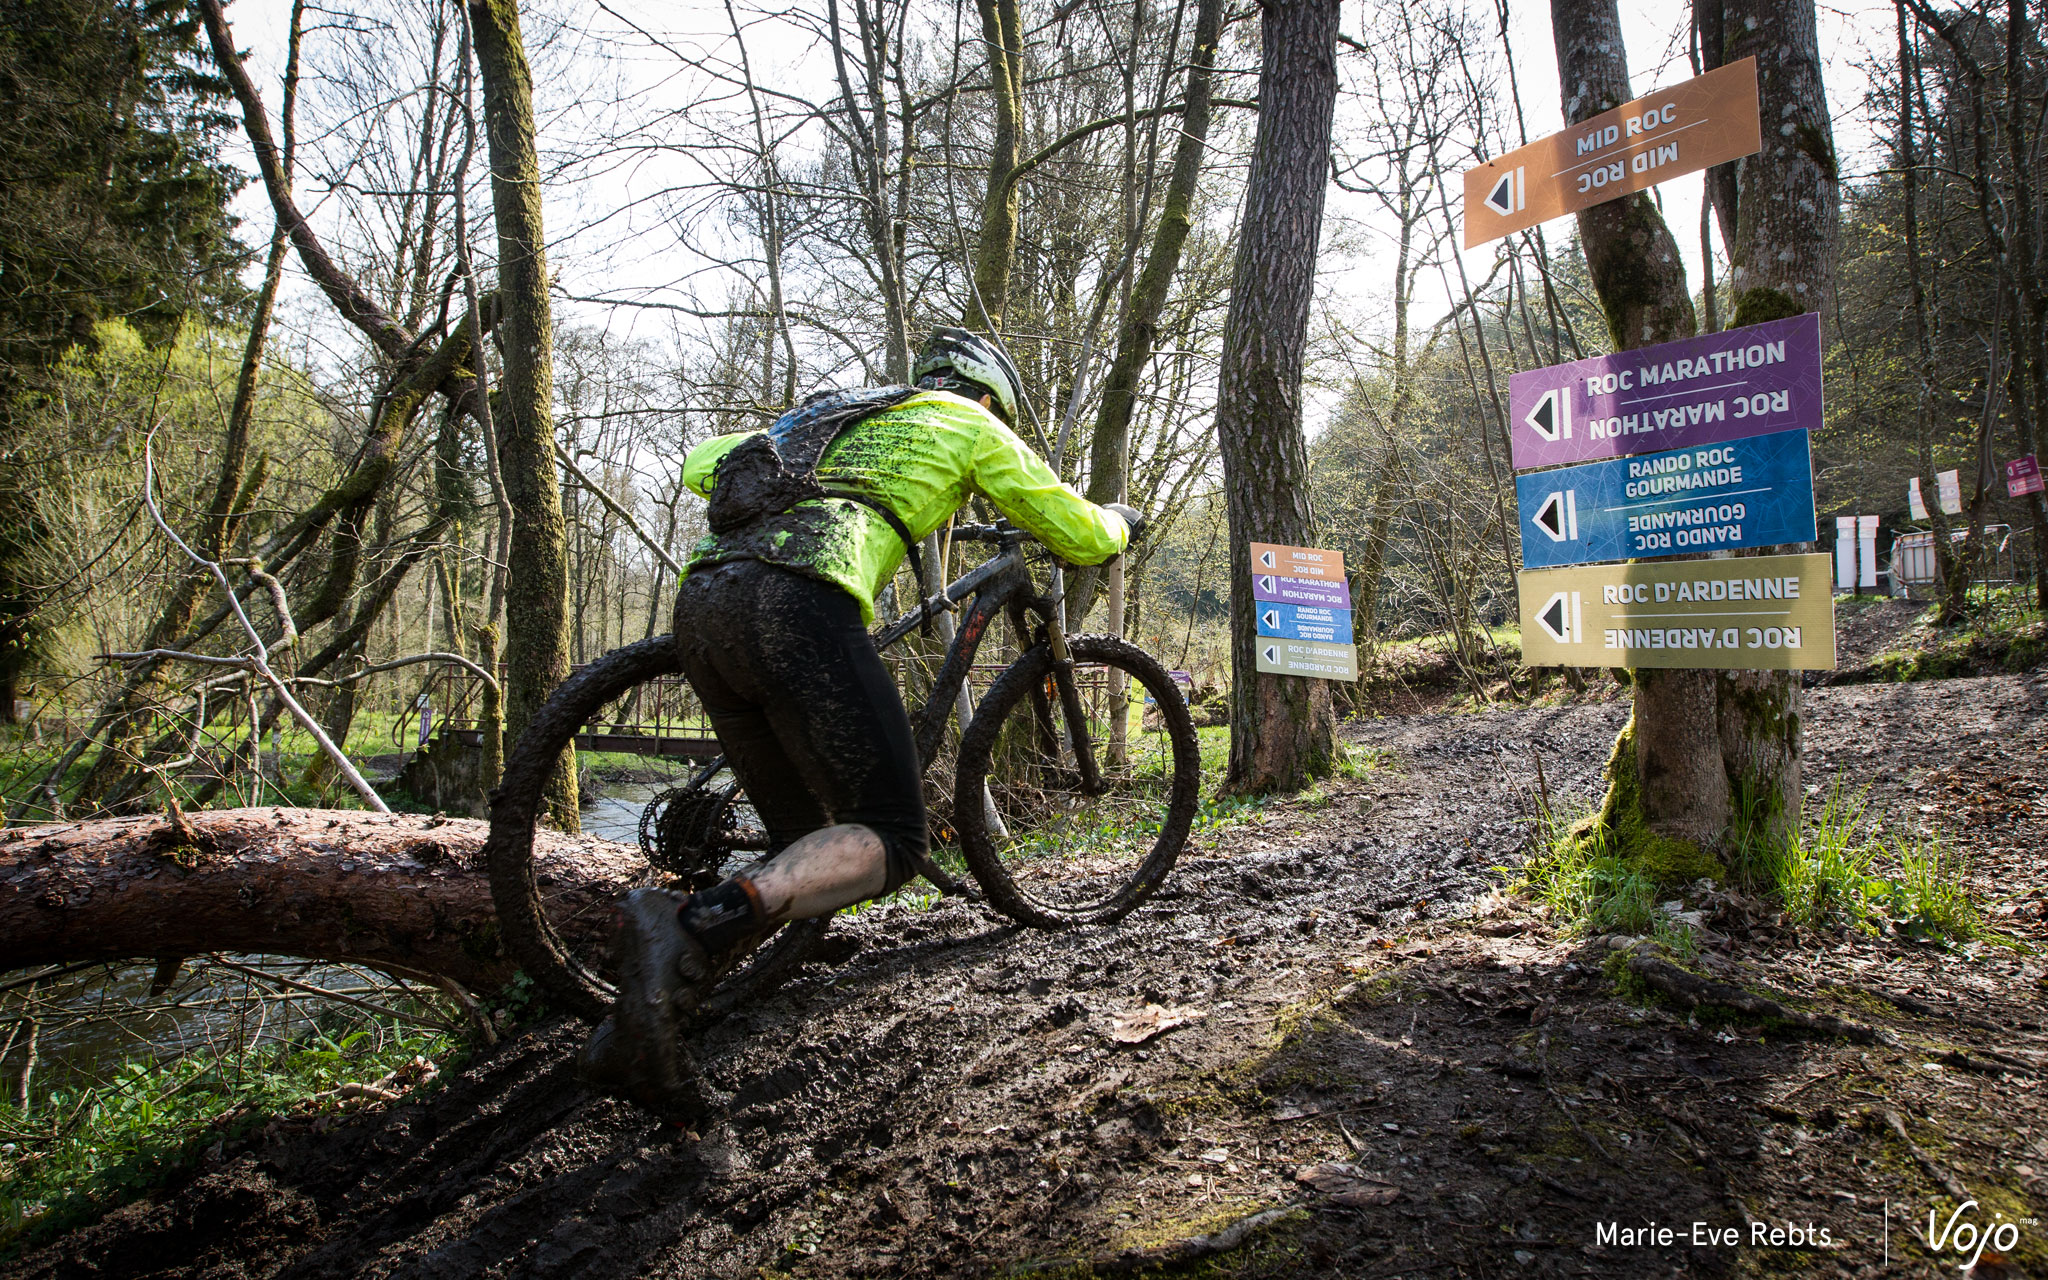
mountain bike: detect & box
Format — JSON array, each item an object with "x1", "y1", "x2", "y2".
[{"x1": 483, "y1": 522, "x2": 1202, "y2": 1024}]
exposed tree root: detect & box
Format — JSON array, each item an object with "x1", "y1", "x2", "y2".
[
  {"x1": 1015, "y1": 1206, "x2": 1304, "y2": 1276},
  {"x1": 1878, "y1": 1107, "x2": 1969, "y2": 1202},
  {"x1": 1626, "y1": 951, "x2": 1897, "y2": 1045}
]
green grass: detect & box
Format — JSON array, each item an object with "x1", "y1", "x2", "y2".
[
  {"x1": 1515, "y1": 803, "x2": 1659, "y2": 937},
  {"x1": 1333, "y1": 745, "x2": 1390, "y2": 779},
  {"x1": 1734, "y1": 782, "x2": 1878, "y2": 930},
  {"x1": 1522, "y1": 782, "x2": 1986, "y2": 948},
  {"x1": 1869, "y1": 835, "x2": 1982, "y2": 942},
  {"x1": 1731, "y1": 784, "x2": 1981, "y2": 942},
  {"x1": 0, "y1": 1015, "x2": 456, "y2": 1257}
]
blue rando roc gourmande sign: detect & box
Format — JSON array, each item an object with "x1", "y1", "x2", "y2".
[
  {"x1": 1514, "y1": 428, "x2": 1815, "y2": 569},
  {"x1": 1255, "y1": 600, "x2": 1354, "y2": 644}
]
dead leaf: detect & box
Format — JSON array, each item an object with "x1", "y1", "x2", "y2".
[
  {"x1": 1331, "y1": 1187, "x2": 1402, "y2": 1207},
  {"x1": 1294, "y1": 1161, "x2": 1396, "y2": 1196},
  {"x1": 1110, "y1": 1003, "x2": 1207, "y2": 1045}
]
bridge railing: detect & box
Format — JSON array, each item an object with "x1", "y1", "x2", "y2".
[{"x1": 415, "y1": 645, "x2": 1092, "y2": 760}]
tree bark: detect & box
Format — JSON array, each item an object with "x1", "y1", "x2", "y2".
[
  {"x1": 1216, "y1": 0, "x2": 1340, "y2": 796},
  {"x1": 1708, "y1": 0, "x2": 1836, "y2": 847},
  {"x1": 1556, "y1": 0, "x2": 1728, "y2": 854},
  {"x1": 1561, "y1": 0, "x2": 1833, "y2": 862},
  {"x1": 468, "y1": 0, "x2": 576, "y2": 828},
  {"x1": 0, "y1": 811, "x2": 631, "y2": 992},
  {"x1": 965, "y1": 0, "x2": 1025, "y2": 330}
]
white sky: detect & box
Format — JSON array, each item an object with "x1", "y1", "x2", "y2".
[{"x1": 216, "y1": 0, "x2": 1899, "y2": 415}]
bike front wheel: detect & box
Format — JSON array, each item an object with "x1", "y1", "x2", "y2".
[{"x1": 953, "y1": 633, "x2": 1201, "y2": 928}]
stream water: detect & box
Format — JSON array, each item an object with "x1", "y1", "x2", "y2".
[{"x1": 580, "y1": 781, "x2": 661, "y2": 845}]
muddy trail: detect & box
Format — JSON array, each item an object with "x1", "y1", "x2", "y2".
[{"x1": 18, "y1": 674, "x2": 2048, "y2": 1279}]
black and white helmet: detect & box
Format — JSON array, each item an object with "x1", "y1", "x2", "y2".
[{"x1": 914, "y1": 327, "x2": 1024, "y2": 423}]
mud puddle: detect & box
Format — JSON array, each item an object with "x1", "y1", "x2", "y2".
[{"x1": 17, "y1": 676, "x2": 2048, "y2": 1279}]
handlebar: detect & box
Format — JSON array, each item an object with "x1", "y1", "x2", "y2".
[
  {"x1": 952, "y1": 508, "x2": 1146, "y2": 546},
  {"x1": 953, "y1": 522, "x2": 1026, "y2": 544}
]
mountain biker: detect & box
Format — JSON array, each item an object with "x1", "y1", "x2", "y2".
[{"x1": 580, "y1": 327, "x2": 1146, "y2": 1119}]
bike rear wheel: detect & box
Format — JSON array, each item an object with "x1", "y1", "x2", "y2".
[
  {"x1": 953, "y1": 633, "x2": 1201, "y2": 928},
  {"x1": 482, "y1": 635, "x2": 826, "y2": 1024}
]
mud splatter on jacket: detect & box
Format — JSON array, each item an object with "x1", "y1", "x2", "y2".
[{"x1": 681, "y1": 389, "x2": 1127, "y2": 624}]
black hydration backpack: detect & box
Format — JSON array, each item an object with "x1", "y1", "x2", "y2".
[{"x1": 705, "y1": 384, "x2": 928, "y2": 586}]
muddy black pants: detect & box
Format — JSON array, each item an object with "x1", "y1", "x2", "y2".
[{"x1": 673, "y1": 559, "x2": 927, "y2": 891}]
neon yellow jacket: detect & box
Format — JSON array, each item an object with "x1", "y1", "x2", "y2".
[{"x1": 682, "y1": 390, "x2": 1128, "y2": 623}]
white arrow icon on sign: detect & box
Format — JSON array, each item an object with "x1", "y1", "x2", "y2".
[
  {"x1": 1536, "y1": 591, "x2": 1577, "y2": 643},
  {"x1": 1261, "y1": 609, "x2": 1280, "y2": 629},
  {"x1": 1531, "y1": 490, "x2": 1579, "y2": 542},
  {"x1": 1256, "y1": 574, "x2": 1277, "y2": 593},
  {"x1": 1483, "y1": 167, "x2": 1525, "y2": 216},
  {"x1": 1257, "y1": 549, "x2": 1276, "y2": 569},
  {"x1": 1523, "y1": 387, "x2": 1570, "y2": 442},
  {"x1": 1262, "y1": 644, "x2": 1280, "y2": 664}
]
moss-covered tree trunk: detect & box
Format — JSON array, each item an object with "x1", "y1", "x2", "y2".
[
  {"x1": 1703, "y1": 0, "x2": 1837, "y2": 847},
  {"x1": 1556, "y1": 0, "x2": 1719, "y2": 855},
  {"x1": 1216, "y1": 0, "x2": 1340, "y2": 796},
  {"x1": 1071, "y1": 0, "x2": 1224, "y2": 624},
  {"x1": 1559, "y1": 0, "x2": 1834, "y2": 867},
  {"x1": 469, "y1": 0, "x2": 575, "y2": 827}
]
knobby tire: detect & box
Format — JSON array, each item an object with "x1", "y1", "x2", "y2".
[{"x1": 954, "y1": 633, "x2": 1201, "y2": 928}]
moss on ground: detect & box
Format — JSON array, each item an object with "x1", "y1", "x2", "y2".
[{"x1": 1867, "y1": 619, "x2": 2045, "y2": 682}]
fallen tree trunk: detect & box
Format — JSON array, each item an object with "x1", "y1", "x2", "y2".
[{"x1": 0, "y1": 809, "x2": 635, "y2": 993}]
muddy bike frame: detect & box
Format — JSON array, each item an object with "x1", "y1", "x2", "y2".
[{"x1": 668, "y1": 521, "x2": 1108, "y2": 881}]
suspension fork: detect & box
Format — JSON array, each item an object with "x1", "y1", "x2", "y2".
[{"x1": 1039, "y1": 605, "x2": 1106, "y2": 796}]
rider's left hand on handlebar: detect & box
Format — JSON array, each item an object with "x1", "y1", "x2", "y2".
[{"x1": 1105, "y1": 503, "x2": 1148, "y2": 542}]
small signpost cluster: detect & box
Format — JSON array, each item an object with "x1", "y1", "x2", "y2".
[
  {"x1": 1463, "y1": 56, "x2": 1836, "y2": 673},
  {"x1": 1250, "y1": 542, "x2": 1358, "y2": 682}
]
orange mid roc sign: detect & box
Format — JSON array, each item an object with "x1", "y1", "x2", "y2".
[
  {"x1": 1249, "y1": 542, "x2": 1344, "y2": 582},
  {"x1": 1462, "y1": 58, "x2": 1760, "y2": 248}
]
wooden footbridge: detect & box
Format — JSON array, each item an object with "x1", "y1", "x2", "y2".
[
  {"x1": 420, "y1": 663, "x2": 723, "y2": 761},
  {"x1": 411, "y1": 654, "x2": 1017, "y2": 763}
]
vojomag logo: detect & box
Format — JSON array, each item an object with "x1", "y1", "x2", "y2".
[{"x1": 1920, "y1": 1200, "x2": 2025, "y2": 1272}]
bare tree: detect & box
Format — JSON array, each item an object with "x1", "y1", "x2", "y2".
[{"x1": 1216, "y1": 0, "x2": 1342, "y2": 795}]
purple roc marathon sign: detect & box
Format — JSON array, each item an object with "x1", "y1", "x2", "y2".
[
  {"x1": 1508, "y1": 312, "x2": 1822, "y2": 471},
  {"x1": 1252, "y1": 572, "x2": 1351, "y2": 610}
]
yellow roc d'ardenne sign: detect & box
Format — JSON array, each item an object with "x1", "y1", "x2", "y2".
[{"x1": 1517, "y1": 552, "x2": 1836, "y2": 671}]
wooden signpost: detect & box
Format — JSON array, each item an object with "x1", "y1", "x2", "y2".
[{"x1": 1463, "y1": 58, "x2": 1761, "y2": 248}]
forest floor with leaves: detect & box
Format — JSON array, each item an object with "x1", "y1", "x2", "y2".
[{"x1": 15, "y1": 668, "x2": 2048, "y2": 1280}]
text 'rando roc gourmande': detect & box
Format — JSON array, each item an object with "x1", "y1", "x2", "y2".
[
  {"x1": 1622, "y1": 446, "x2": 1749, "y2": 498},
  {"x1": 1583, "y1": 338, "x2": 1791, "y2": 441}
]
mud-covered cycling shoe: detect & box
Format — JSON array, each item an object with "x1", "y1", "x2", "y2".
[
  {"x1": 577, "y1": 888, "x2": 716, "y2": 1121},
  {"x1": 578, "y1": 1016, "x2": 719, "y2": 1125}
]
